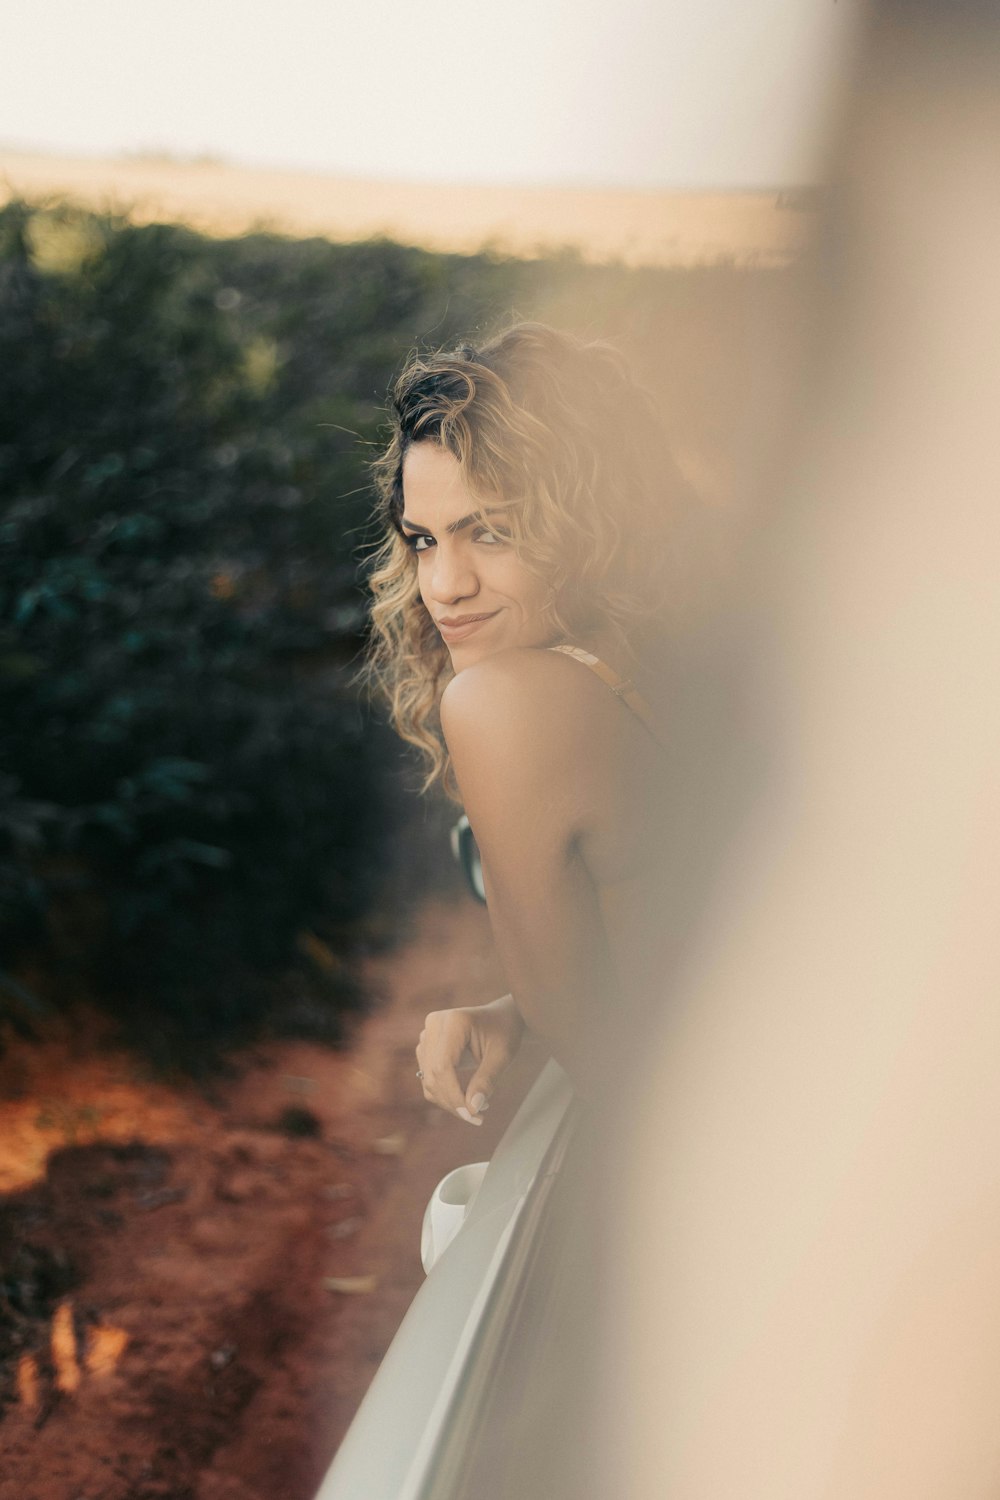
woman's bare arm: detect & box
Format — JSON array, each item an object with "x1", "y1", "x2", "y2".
[{"x1": 438, "y1": 649, "x2": 620, "y2": 1087}]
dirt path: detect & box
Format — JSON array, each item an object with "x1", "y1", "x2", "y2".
[{"x1": 0, "y1": 895, "x2": 540, "y2": 1500}]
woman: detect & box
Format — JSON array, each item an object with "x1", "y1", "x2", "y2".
[{"x1": 367, "y1": 322, "x2": 692, "y2": 1122}]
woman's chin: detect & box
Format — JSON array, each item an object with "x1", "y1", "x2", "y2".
[
  {"x1": 446, "y1": 626, "x2": 551, "y2": 670},
  {"x1": 446, "y1": 640, "x2": 487, "y2": 671}
]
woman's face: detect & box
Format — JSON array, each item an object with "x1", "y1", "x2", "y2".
[{"x1": 401, "y1": 441, "x2": 552, "y2": 670}]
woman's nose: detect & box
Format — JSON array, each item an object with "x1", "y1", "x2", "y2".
[{"x1": 429, "y1": 545, "x2": 478, "y2": 604}]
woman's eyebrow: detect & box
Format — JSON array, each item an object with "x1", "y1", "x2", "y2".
[{"x1": 401, "y1": 508, "x2": 506, "y2": 536}]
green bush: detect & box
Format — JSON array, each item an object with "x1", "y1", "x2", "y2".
[{"x1": 0, "y1": 203, "x2": 415, "y2": 1057}]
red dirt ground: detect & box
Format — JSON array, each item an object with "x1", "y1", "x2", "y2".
[{"x1": 0, "y1": 894, "x2": 541, "y2": 1500}]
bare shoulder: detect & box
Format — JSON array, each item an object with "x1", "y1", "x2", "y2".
[
  {"x1": 440, "y1": 646, "x2": 615, "y2": 759},
  {"x1": 441, "y1": 648, "x2": 623, "y2": 850}
]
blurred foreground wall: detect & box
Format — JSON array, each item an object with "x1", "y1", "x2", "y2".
[{"x1": 607, "y1": 3, "x2": 1000, "y2": 1495}]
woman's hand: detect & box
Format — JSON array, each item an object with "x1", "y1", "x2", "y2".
[{"x1": 416, "y1": 993, "x2": 524, "y2": 1125}]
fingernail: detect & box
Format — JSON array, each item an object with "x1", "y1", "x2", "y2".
[
  {"x1": 470, "y1": 1093, "x2": 489, "y2": 1115},
  {"x1": 456, "y1": 1107, "x2": 482, "y2": 1126}
]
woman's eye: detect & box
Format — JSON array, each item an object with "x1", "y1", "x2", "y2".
[
  {"x1": 405, "y1": 533, "x2": 434, "y2": 553},
  {"x1": 472, "y1": 526, "x2": 508, "y2": 546}
]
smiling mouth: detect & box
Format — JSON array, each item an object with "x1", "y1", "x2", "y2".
[{"x1": 436, "y1": 610, "x2": 501, "y2": 640}]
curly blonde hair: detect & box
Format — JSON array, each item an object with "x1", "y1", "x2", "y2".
[{"x1": 366, "y1": 321, "x2": 690, "y2": 792}]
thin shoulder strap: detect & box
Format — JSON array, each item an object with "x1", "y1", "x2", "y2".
[{"x1": 547, "y1": 643, "x2": 665, "y2": 749}]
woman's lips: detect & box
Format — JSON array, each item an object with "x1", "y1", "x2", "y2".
[{"x1": 436, "y1": 610, "x2": 501, "y2": 642}]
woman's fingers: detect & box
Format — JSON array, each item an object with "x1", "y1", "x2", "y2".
[
  {"x1": 416, "y1": 1011, "x2": 482, "y2": 1124},
  {"x1": 465, "y1": 1051, "x2": 505, "y2": 1119},
  {"x1": 464, "y1": 998, "x2": 522, "y2": 1117}
]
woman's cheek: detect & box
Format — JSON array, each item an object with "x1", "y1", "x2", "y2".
[{"x1": 415, "y1": 556, "x2": 433, "y2": 609}]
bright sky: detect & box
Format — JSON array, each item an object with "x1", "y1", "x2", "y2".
[{"x1": 1, "y1": 0, "x2": 861, "y2": 189}]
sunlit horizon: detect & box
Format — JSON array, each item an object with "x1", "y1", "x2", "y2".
[{"x1": 0, "y1": 137, "x2": 824, "y2": 195}]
